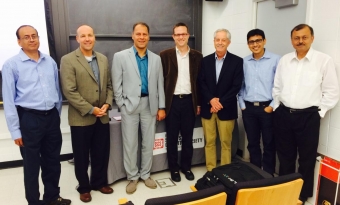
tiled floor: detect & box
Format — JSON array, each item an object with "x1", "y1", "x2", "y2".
[{"x1": 0, "y1": 161, "x2": 312, "y2": 205}]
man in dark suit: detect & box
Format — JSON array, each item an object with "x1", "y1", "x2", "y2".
[
  {"x1": 160, "y1": 23, "x2": 203, "y2": 182},
  {"x1": 60, "y1": 25, "x2": 114, "y2": 203},
  {"x1": 198, "y1": 28, "x2": 243, "y2": 171}
]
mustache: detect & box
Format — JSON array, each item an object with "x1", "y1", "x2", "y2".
[{"x1": 297, "y1": 43, "x2": 305, "y2": 46}]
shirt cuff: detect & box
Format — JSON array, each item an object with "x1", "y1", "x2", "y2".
[
  {"x1": 239, "y1": 100, "x2": 246, "y2": 110},
  {"x1": 88, "y1": 107, "x2": 94, "y2": 114},
  {"x1": 11, "y1": 130, "x2": 22, "y2": 140}
]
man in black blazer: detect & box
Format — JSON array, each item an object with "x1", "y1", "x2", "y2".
[{"x1": 198, "y1": 28, "x2": 243, "y2": 171}]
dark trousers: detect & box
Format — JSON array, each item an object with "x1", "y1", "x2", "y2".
[
  {"x1": 18, "y1": 107, "x2": 62, "y2": 205},
  {"x1": 274, "y1": 105, "x2": 320, "y2": 198},
  {"x1": 242, "y1": 101, "x2": 275, "y2": 174},
  {"x1": 71, "y1": 118, "x2": 110, "y2": 194},
  {"x1": 165, "y1": 95, "x2": 195, "y2": 172}
]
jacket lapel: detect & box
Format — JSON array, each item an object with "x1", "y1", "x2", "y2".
[
  {"x1": 188, "y1": 50, "x2": 195, "y2": 80},
  {"x1": 147, "y1": 50, "x2": 151, "y2": 79},
  {"x1": 128, "y1": 47, "x2": 140, "y2": 78},
  {"x1": 75, "y1": 48, "x2": 97, "y2": 83},
  {"x1": 96, "y1": 52, "x2": 105, "y2": 91}
]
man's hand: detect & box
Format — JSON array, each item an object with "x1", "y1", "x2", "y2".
[
  {"x1": 157, "y1": 109, "x2": 166, "y2": 121},
  {"x1": 196, "y1": 106, "x2": 201, "y2": 115},
  {"x1": 93, "y1": 106, "x2": 107, "y2": 117},
  {"x1": 210, "y1": 107, "x2": 219, "y2": 113},
  {"x1": 264, "y1": 106, "x2": 273, "y2": 113},
  {"x1": 100, "y1": 104, "x2": 109, "y2": 113},
  {"x1": 210, "y1": 98, "x2": 223, "y2": 111},
  {"x1": 14, "y1": 138, "x2": 24, "y2": 147}
]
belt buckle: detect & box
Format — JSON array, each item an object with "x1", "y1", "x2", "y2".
[
  {"x1": 254, "y1": 102, "x2": 260, "y2": 106},
  {"x1": 179, "y1": 94, "x2": 183, "y2": 98}
]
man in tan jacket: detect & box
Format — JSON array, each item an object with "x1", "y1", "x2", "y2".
[{"x1": 60, "y1": 25, "x2": 114, "y2": 203}]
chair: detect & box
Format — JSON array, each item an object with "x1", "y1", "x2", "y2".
[
  {"x1": 119, "y1": 185, "x2": 227, "y2": 205},
  {"x1": 229, "y1": 173, "x2": 303, "y2": 205},
  {"x1": 144, "y1": 184, "x2": 226, "y2": 205}
]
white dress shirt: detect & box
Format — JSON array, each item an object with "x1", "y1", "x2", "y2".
[
  {"x1": 174, "y1": 47, "x2": 191, "y2": 95},
  {"x1": 273, "y1": 48, "x2": 339, "y2": 117}
]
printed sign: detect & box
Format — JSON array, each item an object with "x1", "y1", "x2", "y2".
[{"x1": 153, "y1": 127, "x2": 205, "y2": 155}]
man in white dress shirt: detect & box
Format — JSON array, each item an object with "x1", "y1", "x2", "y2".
[{"x1": 273, "y1": 24, "x2": 339, "y2": 204}]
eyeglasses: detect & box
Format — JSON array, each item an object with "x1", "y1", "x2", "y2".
[
  {"x1": 248, "y1": 39, "x2": 263, "y2": 45},
  {"x1": 173, "y1": 33, "x2": 189, "y2": 37},
  {"x1": 21, "y1": 35, "x2": 39, "y2": 41}
]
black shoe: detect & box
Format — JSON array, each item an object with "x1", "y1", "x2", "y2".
[
  {"x1": 171, "y1": 171, "x2": 181, "y2": 182},
  {"x1": 299, "y1": 196, "x2": 307, "y2": 205},
  {"x1": 182, "y1": 170, "x2": 195, "y2": 181},
  {"x1": 49, "y1": 197, "x2": 71, "y2": 205}
]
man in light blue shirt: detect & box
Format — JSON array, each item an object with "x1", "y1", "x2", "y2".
[
  {"x1": 2, "y1": 25, "x2": 70, "y2": 205},
  {"x1": 238, "y1": 29, "x2": 280, "y2": 175}
]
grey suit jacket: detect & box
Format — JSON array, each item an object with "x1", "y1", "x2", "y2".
[
  {"x1": 60, "y1": 48, "x2": 113, "y2": 126},
  {"x1": 112, "y1": 46, "x2": 165, "y2": 116}
]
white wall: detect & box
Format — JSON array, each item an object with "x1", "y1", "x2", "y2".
[{"x1": 307, "y1": 0, "x2": 340, "y2": 161}]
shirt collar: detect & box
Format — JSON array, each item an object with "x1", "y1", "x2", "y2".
[
  {"x1": 19, "y1": 49, "x2": 44, "y2": 62},
  {"x1": 249, "y1": 48, "x2": 269, "y2": 61},
  {"x1": 133, "y1": 46, "x2": 148, "y2": 58},
  {"x1": 292, "y1": 47, "x2": 314, "y2": 61},
  {"x1": 215, "y1": 52, "x2": 227, "y2": 60},
  {"x1": 175, "y1": 46, "x2": 190, "y2": 57}
]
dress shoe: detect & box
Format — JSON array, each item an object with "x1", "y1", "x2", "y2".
[
  {"x1": 49, "y1": 197, "x2": 71, "y2": 205},
  {"x1": 80, "y1": 193, "x2": 91, "y2": 203},
  {"x1": 182, "y1": 170, "x2": 195, "y2": 181},
  {"x1": 97, "y1": 186, "x2": 114, "y2": 194},
  {"x1": 170, "y1": 171, "x2": 181, "y2": 182}
]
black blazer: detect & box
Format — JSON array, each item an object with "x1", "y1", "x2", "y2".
[{"x1": 198, "y1": 52, "x2": 243, "y2": 120}]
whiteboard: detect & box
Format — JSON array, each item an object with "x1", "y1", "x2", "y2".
[{"x1": 0, "y1": 0, "x2": 49, "y2": 70}]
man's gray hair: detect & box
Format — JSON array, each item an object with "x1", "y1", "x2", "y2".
[{"x1": 213, "y1": 28, "x2": 231, "y2": 40}]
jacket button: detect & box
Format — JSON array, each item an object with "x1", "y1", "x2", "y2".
[{"x1": 96, "y1": 90, "x2": 98, "y2": 92}]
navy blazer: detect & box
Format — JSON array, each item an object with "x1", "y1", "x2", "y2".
[{"x1": 198, "y1": 52, "x2": 243, "y2": 120}]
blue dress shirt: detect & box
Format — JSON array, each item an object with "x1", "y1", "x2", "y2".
[
  {"x1": 238, "y1": 50, "x2": 280, "y2": 109},
  {"x1": 133, "y1": 46, "x2": 148, "y2": 94},
  {"x1": 215, "y1": 53, "x2": 226, "y2": 83},
  {"x1": 2, "y1": 49, "x2": 62, "y2": 140}
]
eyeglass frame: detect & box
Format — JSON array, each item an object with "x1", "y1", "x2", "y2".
[
  {"x1": 21, "y1": 35, "x2": 39, "y2": 41},
  {"x1": 173, "y1": 33, "x2": 189, "y2": 37},
  {"x1": 248, "y1": 38, "x2": 263, "y2": 45}
]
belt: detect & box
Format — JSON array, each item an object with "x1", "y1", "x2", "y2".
[
  {"x1": 280, "y1": 103, "x2": 320, "y2": 113},
  {"x1": 245, "y1": 101, "x2": 271, "y2": 107},
  {"x1": 141, "y1": 93, "x2": 149, "y2": 97},
  {"x1": 17, "y1": 106, "x2": 55, "y2": 115},
  {"x1": 174, "y1": 94, "x2": 191, "y2": 99}
]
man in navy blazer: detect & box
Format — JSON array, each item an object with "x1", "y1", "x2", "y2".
[{"x1": 198, "y1": 28, "x2": 243, "y2": 171}]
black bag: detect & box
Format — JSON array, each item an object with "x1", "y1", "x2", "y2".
[
  {"x1": 195, "y1": 161, "x2": 268, "y2": 204},
  {"x1": 194, "y1": 171, "x2": 221, "y2": 190}
]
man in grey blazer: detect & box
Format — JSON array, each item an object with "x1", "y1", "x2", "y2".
[
  {"x1": 112, "y1": 22, "x2": 166, "y2": 194},
  {"x1": 60, "y1": 25, "x2": 114, "y2": 203}
]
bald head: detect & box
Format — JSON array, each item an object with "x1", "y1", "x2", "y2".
[
  {"x1": 76, "y1": 25, "x2": 94, "y2": 36},
  {"x1": 76, "y1": 25, "x2": 96, "y2": 56}
]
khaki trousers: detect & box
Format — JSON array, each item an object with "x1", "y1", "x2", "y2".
[{"x1": 201, "y1": 113, "x2": 235, "y2": 171}]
